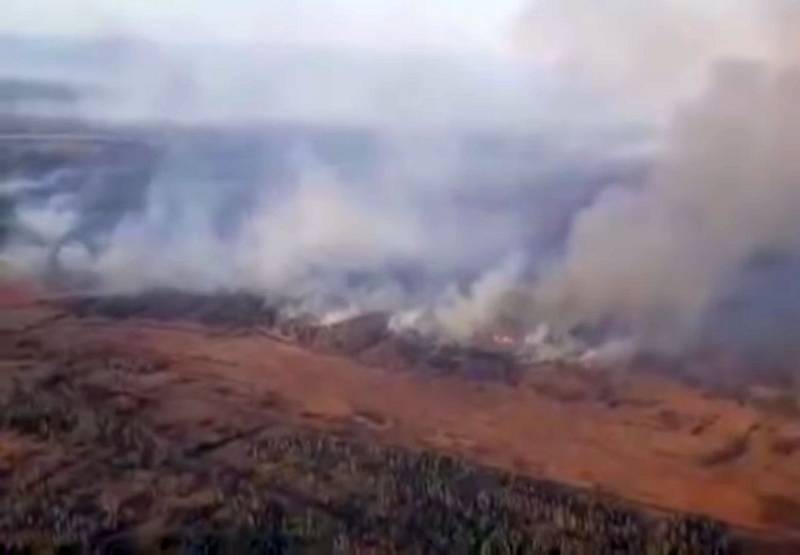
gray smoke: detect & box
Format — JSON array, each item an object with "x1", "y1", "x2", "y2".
[
  {"x1": 12, "y1": 1, "x2": 800, "y2": 369},
  {"x1": 515, "y1": 1, "x2": 800, "y2": 364},
  {"x1": 1, "y1": 103, "x2": 646, "y2": 339}
]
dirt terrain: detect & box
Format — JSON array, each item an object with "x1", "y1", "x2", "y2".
[{"x1": 1, "y1": 282, "x2": 800, "y2": 552}]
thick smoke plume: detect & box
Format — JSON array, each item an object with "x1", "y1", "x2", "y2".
[
  {"x1": 1, "y1": 115, "x2": 643, "y2": 341},
  {"x1": 0, "y1": 29, "x2": 644, "y2": 341},
  {"x1": 516, "y1": 1, "x2": 800, "y2": 365},
  {"x1": 4, "y1": 2, "x2": 800, "y2": 374}
]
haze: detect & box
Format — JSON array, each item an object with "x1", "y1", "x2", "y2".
[{"x1": 2, "y1": 0, "x2": 523, "y2": 55}]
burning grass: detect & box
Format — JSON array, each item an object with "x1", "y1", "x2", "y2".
[{"x1": 65, "y1": 289, "x2": 523, "y2": 384}]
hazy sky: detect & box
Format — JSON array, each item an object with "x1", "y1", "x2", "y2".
[{"x1": 3, "y1": 0, "x2": 525, "y2": 55}]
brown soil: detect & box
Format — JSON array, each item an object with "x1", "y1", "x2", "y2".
[{"x1": 2, "y1": 283, "x2": 800, "y2": 550}]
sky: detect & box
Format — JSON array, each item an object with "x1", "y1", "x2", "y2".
[{"x1": 2, "y1": 0, "x2": 525, "y2": 55}]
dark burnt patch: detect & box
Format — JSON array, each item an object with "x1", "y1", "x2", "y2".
[
  {"x1": 63, "y1": 291, "x2": 524, "y2": 385},
  {"x1": 759, "y1": 494, "x2": 800, "y2": 530},
  {"x1": 698, "y1": 427, "x2": 758, "y2": 467},
  {"x1": 67, "y1": 289, "x2": 278, "y2": 329}
]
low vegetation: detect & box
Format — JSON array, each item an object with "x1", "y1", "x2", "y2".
[{"x1": 0, "y1": 348, "x2": 737, "y2": 553}]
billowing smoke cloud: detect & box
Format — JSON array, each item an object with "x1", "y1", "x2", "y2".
[
  {"x1": 430, "y1": 255, "x2": 525, "y2": 341},
  {"x1": 9, "y1": 1, "x2": 800, "y2": 373},
  {"x1": 0, "y1": 29, "x2": 643, "y2": 342},
  {"x1": 515, "y1": 1, "x2": 800, "y2": 364},
  {"x1": 0, "y1": 112, "x2": 644, "y2": 340}
]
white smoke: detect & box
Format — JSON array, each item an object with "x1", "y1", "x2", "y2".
[
  {"x1": 432, "y1": 255, "x2": 525, "y2": 341},
  {"x1": 517, "y1": 1, "x2": 800, "y2": 357},
  {"x1": 579, "y1": 338, "x2": 637, "y2": 368},
  {"x1": 238, "y1": 166, "x2": 419, "y2": 295},
  {"x1": 17, "y1": 2, "x2": 800, "y2": 365}
]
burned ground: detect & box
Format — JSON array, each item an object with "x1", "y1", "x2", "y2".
[
  {"x1": 0, "y1": 286, "x2": 798, "y2": 552},
  {"x1": 0, "y1": 322, "x2": 735, "y2": 553},
  {"x1": 66, "y1": 289, "x2": 522, "y2": 385}
]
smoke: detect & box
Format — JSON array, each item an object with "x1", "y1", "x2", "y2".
[
  {"x1": 515, "y1": 0, "x2": 800, "y2": 115},
  {"x1": 8, "y1": 2, "x2": 800, "y2": 374},
  {"x1": 515, "y1": 1, "x2": 800, "y2": 363},
  {"x1": 431, "y1": 255, "x2": 525, "y2": 341},
  {"x1": 0, "y1": 108, "x2": 643, "y2": 325},
  {"x1": 0, "y1": 35, "x2": 573, "y2": 130},
  {"x1": 0, "y1": 19, "x2": 643, "y2": 335}
]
